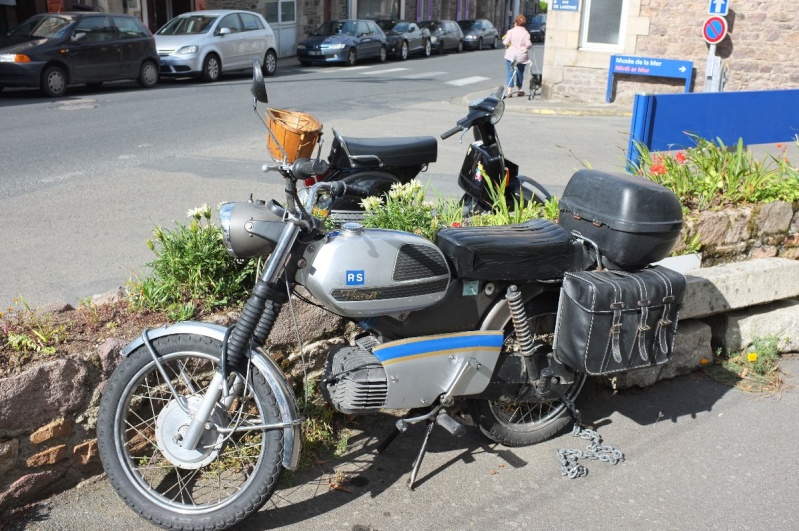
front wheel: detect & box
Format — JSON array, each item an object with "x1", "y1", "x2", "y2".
[
  {"x1": 201, "y1": 53, "x2": 221, "y2": 82},
  {"x1": 398, "y1": 41, "x2": 409, "y2": 60},
  {"x1": 41, "y1": 65, "x2": 67, "y2": 97},
  {"x1": 469, "y1": 296, "x2": 585, "y2": 447},
  {"x1": 378, "y1": 45, "x2": 387, "y2": 63},
  {"x1": 423, "y1": 39, "x2": 432, "y2": 57},
  {"x1": 346, "y1": 48, "x2": 357, "y2": 66},
  {"x1": 97, "y1": 334, "x2": 284, "y2": 530}
]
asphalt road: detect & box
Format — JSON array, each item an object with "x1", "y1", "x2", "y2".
[
  {"x1": 0, "y1": 47, "x2": 632, "y2": 310},
  {"x1": 9, "y1": 357, "x2": 798, "y2": 530}
]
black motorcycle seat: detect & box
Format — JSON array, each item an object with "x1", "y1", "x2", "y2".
[
  {"x1": 339, "y1": 135, "x2": 437, "y2": 167},
  {"x1": 435, "y1": 219, "x2": 577, "y2": 280}
]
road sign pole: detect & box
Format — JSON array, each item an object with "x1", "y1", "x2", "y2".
[{"x1": 704, "y1": 44, "x2": 717, "y2": 92}]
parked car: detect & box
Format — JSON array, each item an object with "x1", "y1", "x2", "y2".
[
  {"x1": 420, "y1": 19, "x2": 464, "y2": 54},
  {"x1": 526, "y1": 14, "x2": 547, "y2": 42},
  {"x1": 297, "y1": 19, "x2": 387, "y2": 66},
  {"x1": 374, "y1": 19, "x2": 431, "y2": 60},
  {"x1": 0, "y1": 12, "x2": 158, "y2": 97},
  {"x1": 457, "y1": 19, "x2": 500, "y2": 50},
  {"x1": 155, "y1": 10, "x2": 278, "y2": 82}
]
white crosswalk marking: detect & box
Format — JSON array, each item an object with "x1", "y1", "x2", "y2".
[
  {"x1": 362, "y1": 68, "x2": 411, "y2": 75},
  {"x1": 447, "y1": 76, "x2": 491, "y2": 86},
  {"x1": 320, "y1": 66, "x2": 370, "y2": 73},
  {"x1": 401, "y1": 71, "x2": 447, "y2": 79}
]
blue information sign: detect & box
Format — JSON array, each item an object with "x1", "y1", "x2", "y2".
[
  {"x1": 708, "y1": 0, "x2": 729, "y2": 16},
  {"x1": 606, "y1": 55, "x2": 694, "y2": 103},
  {"x1": 552, "y1": 0, "x2": 580, "y2": 11}
]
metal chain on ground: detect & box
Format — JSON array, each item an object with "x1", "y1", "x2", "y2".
[{"x1": 556, "y1": 396, "x2": 624, "y2": 478}]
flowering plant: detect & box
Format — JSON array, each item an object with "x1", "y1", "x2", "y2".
[{"x1": 632, "y1": 134, "x2": 799, "y2": 210}]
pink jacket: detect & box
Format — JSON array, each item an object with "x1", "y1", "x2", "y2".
[{"x1": 503, "y1": 25, "x2": 532, "y2": 64}]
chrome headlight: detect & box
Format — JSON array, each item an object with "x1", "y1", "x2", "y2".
[
  {"x1": 175, "y1": 45, "x2": 199, "y2": 55},
  {"x1": 218, "y1": 201, "x2": 283, "y2": 259},
  {"x1": 327, "y1": 43, "x2": 346, "y2": 50},
  {"x1": 465, "y1": 34, "x2": 476, "y2": 40}
]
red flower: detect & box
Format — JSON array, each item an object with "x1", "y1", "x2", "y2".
[
  {"x1": 675, "y1": 151, "x2": 687, "y2": 164},
  {"x1": 452, "y1": 222, "x2": 462, "y2": 227},
  {"x1": 650, "y1": 162, "x2": 667, "y2": 176}
]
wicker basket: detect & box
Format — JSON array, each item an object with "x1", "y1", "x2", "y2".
[{"x1": 266, "y1": 108, "x2": 323, "y2": 163}]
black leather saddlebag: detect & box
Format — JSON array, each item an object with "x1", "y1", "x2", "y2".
[{"x1": 553, "y1": 266, "x2": 686, "y2": 375}]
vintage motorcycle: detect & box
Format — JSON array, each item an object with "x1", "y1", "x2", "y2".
[{"x1": 96, "y1": 61, "x2": 686, "y2": 530}]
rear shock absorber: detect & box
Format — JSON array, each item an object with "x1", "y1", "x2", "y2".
[{"x1": 505, "y1": 285, "x2": 539, "y2": 379}]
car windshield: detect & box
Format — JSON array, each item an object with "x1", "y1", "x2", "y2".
[
  {"x1": 312, "y1": 21, "x2": 356, "y2": 37},
  {"x1": 8, "y1": 15, "x2": 72, "y2": 38},
  {"x1": 156, "y1": 15, "x2": 217, "y2": 35},
  {"x1": 458, "y1": 20, "x2": 479, "y2": 31}
]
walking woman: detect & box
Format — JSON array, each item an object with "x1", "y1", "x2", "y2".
[{"x1": 502, "y1": 15, "x2": 532, "y2": 97}]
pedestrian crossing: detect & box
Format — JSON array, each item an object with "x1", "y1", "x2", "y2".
[{"x1": 317, "y1": 65, "x2": 490, "y2": 86}]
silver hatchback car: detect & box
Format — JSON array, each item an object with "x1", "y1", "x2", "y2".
[{"x1": 155, "y1": 9, "x2": 278, "y2": 81}]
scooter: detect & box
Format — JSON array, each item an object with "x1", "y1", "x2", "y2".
[{"x1": 96, "y1": 60, "x2": 686, "y2": 531}]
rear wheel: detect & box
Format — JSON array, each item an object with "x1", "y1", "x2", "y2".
[
  {"x1": 201, "y1": 53, "x2": 221, "y2": 82},
  {"x1": 469, "y1": 296, "x2": 585, "y2": 447},
  {"x1": 41, "y1": 65, "x2": 67, "y2": 98},
  {"x1": 378, "y1": 45, "x2": 387, "y2": 63},
  {"x1": 423, "y1": 39, "x2": 432, "y2": 57},
  {"x1": 456, "y1": 40, "x2": 463, "y2": 53},
  {"x1": 97, "y1": 334, "x2": 284, "y2": 530},
  {"x1": 137, "y1": 60, "x2": 158, "y2": 88},
  {"x1": 493, "y1": 36, "x2": 500, "y2": 49},
  {"x1": 262, "y1": 49, "x2": 277, "y2": 77}
]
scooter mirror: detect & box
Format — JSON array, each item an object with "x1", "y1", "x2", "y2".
[{"x1": 250, "y1": 58, "x2": 269, "y2": 104}]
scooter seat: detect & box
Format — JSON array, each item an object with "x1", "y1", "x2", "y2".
[
  {"x1": 435, "y1": 219, "x2": 578, "y2": 280},
  {"x1": 338, "y1": 135, "x2": 437, "y2": 168}
]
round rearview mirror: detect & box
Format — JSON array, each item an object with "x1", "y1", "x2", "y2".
[{"x1": 250, "y1": 58, "x2": 269, "y2": 103}]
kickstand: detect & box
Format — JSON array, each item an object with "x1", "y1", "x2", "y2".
[{"x1": 407, "y1": 418, "x2": 436, "y2": 490}]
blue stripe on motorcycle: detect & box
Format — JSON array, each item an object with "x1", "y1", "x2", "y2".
[{"x1": 373, "y1": 331, "x2": 504, "y2": 364}]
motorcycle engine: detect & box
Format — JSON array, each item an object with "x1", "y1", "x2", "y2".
[{"x1": 321, "y1": 345, "x2": 387, "y2": 415}]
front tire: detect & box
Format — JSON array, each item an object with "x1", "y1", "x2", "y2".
[
  {"x1": 41, "y1": 65, "x2": 67, "y2": 97},
  {"x1": 398, "y1": 41, "x2": 409, "y2": 60},
  {"x1": 423, "y1": 39, "x2": 432, "y2": 57},
  {"x1": 97, "y1": 334, "x2": 284, "y2": 530},
  {"x1": 201, "y1": 53, "x2": 221, "y2": 82},
  {"x1": 378, "y1": 45, "x2": 387, "y2": 63},
  {"x1": 346, "y1": 48, "x2": 357, "y2": 66},
  {"x1": 137, "y1": 60, "x2": 158, "y2": 88},
  {"x1": 469, "y1": 296, "x2": 585, "y2": 447}
]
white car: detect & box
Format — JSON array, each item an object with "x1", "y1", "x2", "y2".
[{"x1": 155, "y1": 9, "x2": 277, "y2": 81}]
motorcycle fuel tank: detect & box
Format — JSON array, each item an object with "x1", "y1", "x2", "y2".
[{"x1": 297, "y1": 223, "x2": 451, "y2": 318}]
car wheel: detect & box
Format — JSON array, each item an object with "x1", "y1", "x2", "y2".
[
  {"x1": 137, "y1": 60, "x2": 158, "y2": 88},
  {"x1": 346, "y1": 48, "x2": 357, "y2": 66},
  {"x1": 477, "y1": 37, "x2": 483, "y2": 50},
  {"x1": 493, "y1": 36, "x2": 500, "y2": 49},
  {"x1": 541, "y1": 31, "x2": 546, "y2": 42},
  {"x1": 262, "y1": 49, "x2": 277, "y2": 77},
  {"x1": 41, "y1": 65, "x2": 67, "y2": 98},
  {"x1": 398, "y1": 41, "x2": 408, "y2": 60},
  {"x1": 201, "y1": 54, "x2": 221, "y2": 82},
  {"x1": 457, "y1": 40, "x2": 463, "y2": 53},
  {"x1": 423, "y1": 39, "x2": 432, "y2": 57},
  {"x1": 378, "y1": 45, "x2": 387, "y2": 63}
]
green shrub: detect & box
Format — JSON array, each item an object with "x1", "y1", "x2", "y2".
[{"x1": 127, "y1": 204, "x2": 257, "y2": 317}]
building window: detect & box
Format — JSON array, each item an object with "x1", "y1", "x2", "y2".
[
  {"x1": 264, "y1": 0, "x2": 295, "y2": 24},
  {"x1": 580, "y1": 0, "x2": 627, "y2": 51},
  {"x1": 357, "y1": 0, "x2": 399, "y2": 19}
]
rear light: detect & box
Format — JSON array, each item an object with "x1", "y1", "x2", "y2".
[
  {"x1": 304, "y1": 176, "x2": 319, "y2": 187},
  {"x1": 0, "y1": 54, "x2": 30, "y2": 63}
]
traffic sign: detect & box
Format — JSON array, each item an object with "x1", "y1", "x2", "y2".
[
  {"x1": 708, "y1": 0, "x2": 729, "y2": 16},
  {"x1": 702, "y1": 16, "x2": 728, "y2": 45}
]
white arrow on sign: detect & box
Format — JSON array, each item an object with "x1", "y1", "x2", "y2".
[{"x1": 679, "y1": 66, "x2": 687, "y2": 72}]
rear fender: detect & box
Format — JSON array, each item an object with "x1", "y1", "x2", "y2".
[{"x1": 120, "y1": 322, "x2": 301, "y2": 470}]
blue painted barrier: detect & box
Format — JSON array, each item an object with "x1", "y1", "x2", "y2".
[{"x1": 626, "y1": 89, "x2": 799, "y2": 171}]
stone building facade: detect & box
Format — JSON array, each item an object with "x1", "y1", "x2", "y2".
[{"x1": 542, "y1": 0, "x2": 799, "y2": 104}]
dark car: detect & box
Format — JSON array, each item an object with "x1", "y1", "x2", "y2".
[
  {"x1": 374, "y1": 19, "x2": 431, "y2": 60},
  {"x1": 297, "y1": 19, "x2": 387, "y2": 66},
  {"x1": 457, "y1": 19, "x2": 500, "y2": 50},
  {"x1": 420, "y1": 19, "x2": 464, "y2": 54},
  {"x1": 526, "y1": 14, "x2": 547, "y2": 42},
  {"x1": 0, "y1": 12, "x2": 158, "y2": 97}
]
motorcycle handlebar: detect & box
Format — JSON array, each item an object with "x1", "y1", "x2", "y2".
[
  {"x1": 292, "y1": 158, "x2": 329, "y2": 180},
  {"x1": 328, "y1": 182, "x2": 371, "y2": 199},
  {"x1": 441, "y1": 125, "x2": 464, "y2": 140}
]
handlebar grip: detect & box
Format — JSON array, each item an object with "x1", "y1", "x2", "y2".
[
  {"x1": 441, "y1": 125, "x2": 463, "y2": 140},
  {"x1": 292, "y1": 158, "x2": 317, "y2": 180},
  {"x1": 344, "y1": 184, "x2": 372, "y2": 199}
]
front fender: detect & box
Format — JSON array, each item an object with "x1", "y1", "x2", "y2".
[{"x1": 120, "y1": 322, "x2": 302, "y2": 470}]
